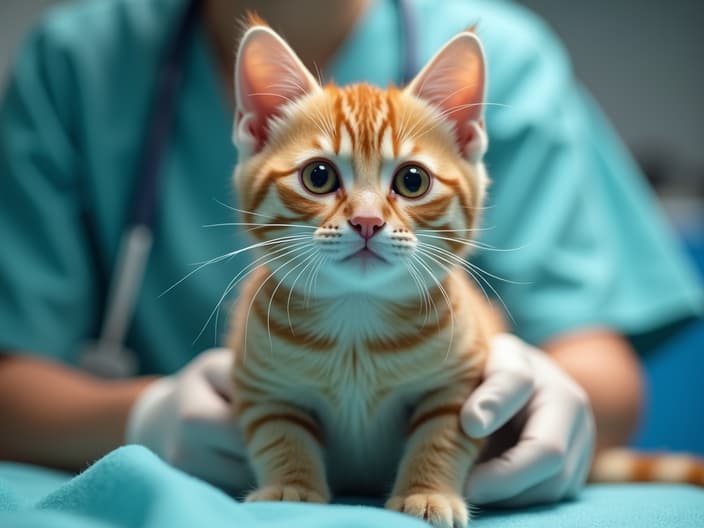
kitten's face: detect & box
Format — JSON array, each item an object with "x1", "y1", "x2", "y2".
[{"x1": 233, "y1": 24, "x2": 488, "y2": 296}]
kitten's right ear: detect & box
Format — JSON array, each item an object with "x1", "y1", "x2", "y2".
[{"x1": 234, "y1": 25, "x2": 320, "y2": 155}]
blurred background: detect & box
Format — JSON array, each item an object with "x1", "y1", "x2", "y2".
[
  {"x1": 521, "y1": 0, "x2": 704, "y2": 458},
  {"x1": 1, "y1": 0, "x2": 702, "y2": 455}
]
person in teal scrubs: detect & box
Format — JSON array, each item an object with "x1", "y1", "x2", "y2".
[{"x1": 0, "y1": 0, "x2": 701, "y2": 511}]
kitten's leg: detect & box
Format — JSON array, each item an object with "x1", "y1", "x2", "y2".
[
  {"x1": 387, "y1": 387, "x2": 483, "y2": 528},
  {"x1": 239, "y1": 402, "x2": 330, "y2": 503}
]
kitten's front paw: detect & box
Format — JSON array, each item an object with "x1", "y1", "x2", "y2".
[
  {"x1": 386, "y1": 493, "x2": 469, "y2": 528},
  {"x1": 245, "y1": 485, "x2": 327, "y2": 504}
]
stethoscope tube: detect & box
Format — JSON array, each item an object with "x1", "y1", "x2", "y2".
[
  {"x1": 79, "y1": 0, "x2": 202, "y2": 377},
  {"x1": 397, "y1": 0, "x2": 418, "y2": 85}
]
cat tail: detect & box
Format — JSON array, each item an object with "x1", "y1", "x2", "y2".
[{"x1": 589, "y1": 448, "x2": 704, "y2": 486}]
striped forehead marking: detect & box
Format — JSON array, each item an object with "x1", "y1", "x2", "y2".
[{"x1": 322, "y1": 84, "x2": 414, "y2": 159}]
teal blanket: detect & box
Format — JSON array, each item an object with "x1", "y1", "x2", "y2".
[{"x1": 1, "y1": 446, "x2": 703, "y2": 527}]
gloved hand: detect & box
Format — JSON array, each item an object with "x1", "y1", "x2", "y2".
[
  {"x1": 461, "y1": 333, "x2": 595, "y2": 506},
  {"x1": 125, "y1": 348, "x2": 253, "y2": 493}
]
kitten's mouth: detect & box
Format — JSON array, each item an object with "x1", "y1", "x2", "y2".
[{"x1": 342, "y1": 247, "x2": 388, "y2": 264}]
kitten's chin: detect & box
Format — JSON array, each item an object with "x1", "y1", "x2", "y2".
[
  {"x1": 340, "y1": 247, "x2": 389, "y2": 266},
  {"x1": 338, "y1": 248, "x2": 397, "y2": 281}
]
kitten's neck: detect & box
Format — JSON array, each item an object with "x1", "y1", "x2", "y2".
[
  {"x1": 263, "y1": 267, "x2": 458, "y2": 352},
  {"x1": 204, "y1": 0, "x2": 372, "y2": 103},
  {"x1": 273, "y1": 267, "x2": 453, "y2": 315}
]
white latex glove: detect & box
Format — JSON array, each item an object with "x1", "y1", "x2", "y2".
[
  {"x1": 461, "y1": 333, "x2": 595, "y2": 506},
  {"x1": 125, "y1": 348, "x2": 253, "y2": 493}
]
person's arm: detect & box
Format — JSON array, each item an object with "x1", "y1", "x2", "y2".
[
  {"x1": 0, "y1": 348, "x2": 251, "y2": 492},
  {"x1": 0, "y1": 13, "x2": 158, "y2": 472},
  {"x1": 0, "y1": 353, "x2": 154, "y2": 471},
  {"x1": 543, "y1": 329, "x2": 644, "y2": 451}
]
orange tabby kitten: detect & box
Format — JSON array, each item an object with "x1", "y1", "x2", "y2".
[{"x1": 227, "y1": 19, "x2": 492, "y2": 527}]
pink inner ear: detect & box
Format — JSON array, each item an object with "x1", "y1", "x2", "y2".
[
  {"x1": 235, "y1": 27, "x2": 319, "y2": 151},
  {"x1": 407, "y1": 33, "x2": 486, "y2": 153}
]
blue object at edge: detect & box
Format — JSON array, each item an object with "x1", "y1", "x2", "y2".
[{"x1": 632, "y1": 227, "x2": 704, "y2": 456}]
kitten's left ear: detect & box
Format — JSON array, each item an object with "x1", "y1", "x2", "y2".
[
  {"x1": 234, "y1": 25, "x2": 321, "y2": 155},
  {"x1": 405, "y1": 32, "x2": 487, "y2": 161}
]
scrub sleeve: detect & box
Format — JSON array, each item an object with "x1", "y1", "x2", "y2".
[
  {"x1": 0, "y1": 23, "x2": 99, "y2": 363},
  {"x1": 0, "y1": 0, "x2": 702, "y2": 370}
]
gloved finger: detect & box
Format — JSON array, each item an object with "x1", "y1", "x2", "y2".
[
  {"x1": 484, "y1": 472, "x2": 564, "y2": 508},
  {"x1": 465, "y1": 435, "x2": 563, "y2": 504},
  {"x1": 485, "y1": 416, "x2": 592, "y2": 507},
  {"x1": 182, "y1": 414, "x2": 247, "y2": 454},
  {"x1": 563, "y1": 414, "x2": 595, "y2": 499},
  {"x1": 465, "y1": 390, "x2": 579, "y2": 503},
  {"x1": 171, "y1": 444, "x2": 254, "y2": 494},
  {"x1": 461, "y1": 370, "x2": 534, "y2": 438},
  {"x1": 519, "y1": 392, "x2": 577, "y2": 454},
  {"x1": 200, "y1": 348, "x2": 235, "y2": 400},
  {"x1": 181, "y1": 361, "x2": 234, "y2": 424},
  {"x1": 461, "y1": 335, "x2": 534, "y2": 437},
  {"x1": 564, "y1": 446, "x2": 592, "y2": 500},
  {"x1": 467, "y1": 389, "x2": 591, "y2": 505},
  {"x1": 125, "y1": 377, "x2": 178, "y2": 445}
]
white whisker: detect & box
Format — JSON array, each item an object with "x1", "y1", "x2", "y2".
[
  {"x1": 416, "y1": 232, "x2": 529, "y2": 255},
  {"x1": 242, "y1": 246, "x2": 314, "y2": 354},
  {"x1": 266, "y1": 247, "x2": 318, "y2": 350},
  {"x1": 210, "y1": 239, "x2": 314, "y2": 343},
  {"x1": 418, "y1": 243, "x2": 517, "y2": 324},
  {"x1": 286, "y1": 253, "x2": 323, "y2": 332},
  {"x1": 420, "y1": 241, "x2": 529, "y2": 285},
  {"x1": 161, "y1": 233, "x2": 311, "y2": 298},
  {"x1": 410, "y1": 253, "x2": 455, "y2": 356},
  {"x1": 194, "y1": 240, "x2": 312, "y2": 346},
  {"x1": 203, "y1": 222, "x2": 317, "y2": 230},
  {"x1": 416, "y1": 244, "x2": 492, "y2": 305},
  {"x1": 305, "y1": 254, "x2": 327, "y2": 307},
  {"x1": 404, "y1": 101, "x2": 510, "y2": 143},
  {"x1": 311, "y1": 255, "x2": 328, "y2": 300},
  {"x1": 405, "y1": 258, "x2": 432, "y2": 323},
  {"x1": 213, "y1": 199, "x2": 279, "y2": 220},
  {"x1": 416, "y1": 225, "x2": 494, "y2": 234}
]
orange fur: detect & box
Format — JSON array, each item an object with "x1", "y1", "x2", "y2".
[
  {"x1": 590, "y1": 449, "x2": 704, "y2": 486},
  {"x1": 245, "y1": 11, "x2": 269, "y2": 29},
  {"x1": 229, "y1": 22, "x2": 492, "y2": 527}
]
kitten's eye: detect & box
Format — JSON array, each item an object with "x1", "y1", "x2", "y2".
[
  {"x1": 300, "y1": 160, "x2": 340, "y2": 194},
  {"x1": 392, "y1": 165, "x2": 431, "y2": 199}
]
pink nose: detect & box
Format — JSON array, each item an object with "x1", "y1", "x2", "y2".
[{"x1": 349, "y1": 216, "x2": 385, "y2": 240}]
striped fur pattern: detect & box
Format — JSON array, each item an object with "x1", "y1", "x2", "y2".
[{"x1": 228, "y1": 21, "x2": 492, "y2": 527}]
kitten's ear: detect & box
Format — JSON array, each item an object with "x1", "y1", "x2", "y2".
[
  {"x1": 234, "y1": 25, "x2": 320, "y2": 154},
  {"x1": 405, "y1": 32, "x2": 487, "y2": 161}
]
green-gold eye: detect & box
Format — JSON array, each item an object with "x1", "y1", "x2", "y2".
[
  {"x1": 300, "y1": 160, "x2": 340, "y2": 194},
  {"x1": 392, "y1": 165, "x2": 431, "y2": 198}
]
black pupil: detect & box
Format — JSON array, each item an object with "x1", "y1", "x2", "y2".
[
  {"x1": 310, "y1": 164, "x2": 330, "y2": 188},
  {"x1": 403, "y1": 167, "x2": 423, "y2": 193}
]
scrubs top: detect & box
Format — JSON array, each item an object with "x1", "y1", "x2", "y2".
[{"x1": 0, "y1": 0, "x2": 701, "y2": 374}]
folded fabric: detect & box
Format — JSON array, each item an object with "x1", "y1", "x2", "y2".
[{"x1": 1, "y1": 445, "x2": 703, "y2": 527}]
